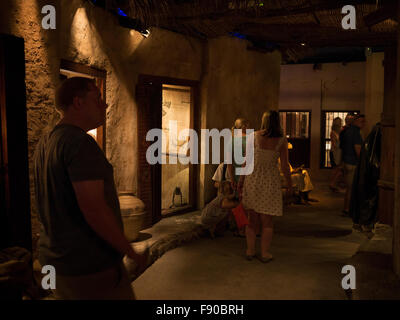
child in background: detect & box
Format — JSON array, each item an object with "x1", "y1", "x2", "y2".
[{"x1": 201, "y1": 181, "x2": 239, "y2": 238}]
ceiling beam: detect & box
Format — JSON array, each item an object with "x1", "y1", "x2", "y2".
[
  {"x1": 238, "y1": 23, "x2": 397, "y2": 47},
  {"x1": 161, "y1": 0, "x2": 385, "y2": 22},
  {"x1": 363, "y1": 2, "x2": 399, "y2": 27}
]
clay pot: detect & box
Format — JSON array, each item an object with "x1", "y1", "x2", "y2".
[{"x1": 118, "y1": 192, "x2": 146, "y2": 242}]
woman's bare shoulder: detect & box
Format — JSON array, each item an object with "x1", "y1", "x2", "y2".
[{"x1": 255, "y1": 130, "x2": 269, "y2": 136}]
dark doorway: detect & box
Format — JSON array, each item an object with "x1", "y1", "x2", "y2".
[
  {"x1": 0, "y1": 34, "x2": 31, "y2": 251},
  {"x1": 279, "y1": 110, "x2": 311, "y2": 168}
]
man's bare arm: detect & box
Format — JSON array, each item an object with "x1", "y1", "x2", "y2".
[
  {"x1": 72, "y1": 180, "x2": 141, "y2": 261},
  {"x1": 279, "y1": 140, "x2": 292, "y2": 191},
  {"x1": 221, "y1": 198, "x2": 239, "y2": 209}
]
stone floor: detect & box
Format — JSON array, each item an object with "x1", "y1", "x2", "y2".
[
  {"x1": 34, "y1": 183, "x2": 400, "y2": 300},
  {"x1": 130, "y1": 183, "x2": 400, "y2": 300}
]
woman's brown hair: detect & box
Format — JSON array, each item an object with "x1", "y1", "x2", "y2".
[{"x1": 260, "y1": 111, "x2": 283, "y2": 137}]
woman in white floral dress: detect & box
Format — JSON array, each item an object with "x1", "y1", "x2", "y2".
[{"x1": 238, "y1": 111, "x2": 293, "y2": 263}]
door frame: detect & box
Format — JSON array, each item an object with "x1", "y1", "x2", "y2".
[
  {"x1": 320, "y1": 109, "x2": 360, "y2": 169},
  {"x1": 137, "y1": 74, "x2": 200, "y2": 219}
]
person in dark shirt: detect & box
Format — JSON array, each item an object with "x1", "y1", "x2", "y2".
[
  {"x1": 340, "y1": 114, "x2": 366, "y2": 215},
  {"x1": 34, "y1": 77, "x2": 146, "y2": 299}
]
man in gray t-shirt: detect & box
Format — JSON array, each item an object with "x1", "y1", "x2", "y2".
[{"x1": 34, "y1": 77, "x2": 145, "y2": 299}]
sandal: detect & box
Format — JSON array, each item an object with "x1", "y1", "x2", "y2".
[
  {"x1": 233, "y1": 231, "x2": 245, "y2": 238},
  {"x1": 257, "y1": 255, "x2": 274, "y2": 263},
  {"x1": 246, "y1": 254, "x2": 256, "y2": 261}
]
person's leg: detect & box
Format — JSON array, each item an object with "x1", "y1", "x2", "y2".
[
  {"x1": 300, "y1": 191, "x2": 309, "y2": 201},
  {"x1": 260, "y1": 214, "x2": 274, "y2": 259},
  {"x1": 245, "y1": 210, "x2": 259, "y2": 257},
  {"x1": 343, "y1": 164, "x2": 355, "y2": 213},
  {"x1": 330, "y1": 166, "x2": 343, "y2": 191},
  {"x1": 329, "y1": 151, "x2": 339, "y2": 190}
]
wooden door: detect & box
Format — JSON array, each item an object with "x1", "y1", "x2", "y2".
[
  {"x1": 136, "y1": 82, "x2": 162, "y2": 228},
  {"x1": 0, "y1": 34, "x2": 31, "y2": 251}
]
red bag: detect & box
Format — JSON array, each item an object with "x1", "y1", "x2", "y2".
[{"x1": 232, "y1": 203, "x2": 249, "y2": 229}]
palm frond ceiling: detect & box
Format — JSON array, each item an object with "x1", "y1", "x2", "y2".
[{"x1": 95, "y1": 0, "x2": 398, "y2": 62}]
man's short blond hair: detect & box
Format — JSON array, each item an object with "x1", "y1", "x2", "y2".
[{"x1": 55, "y1": 77, "x2": 95, "y2": 112}]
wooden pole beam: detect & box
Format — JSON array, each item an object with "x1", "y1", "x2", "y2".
[
  {"x1": 394, "y1": 0, "x2": 400, "y2": 277},
  {"x1": 364, "y1": 2, "x2": 399, "y2": 27}
]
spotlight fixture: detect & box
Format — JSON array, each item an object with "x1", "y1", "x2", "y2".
[
  {"x1": 87, "y1": 0, "x2": 149, "y2": 37},
  {"x1": 118, "y1": 15, "x2": 149, "y2": 37},
  {"x1": 300, "y1": 43, "x2": 306, "y2": 46},
  {"x1": 141, "y1": 29, "x2": 151, "y2": 38}
]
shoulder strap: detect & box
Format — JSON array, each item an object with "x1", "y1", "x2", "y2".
[{"x1": 222, "y1": 164, "x2": 227, "y2": 181}]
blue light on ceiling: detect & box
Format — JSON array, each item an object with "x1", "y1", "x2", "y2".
[
  {"x1": 230, "y1": 32, "x2": 247, "y2": 40},
  {"x1": 117, "y1": 8, "x2": 128, "y2": 17}
]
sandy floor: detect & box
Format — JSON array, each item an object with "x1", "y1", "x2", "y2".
[{"x1": 133, "y1": 185, "x2": 382, "y2": 300}]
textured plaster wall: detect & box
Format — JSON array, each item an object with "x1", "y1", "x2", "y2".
[
  {"x1": 60, "y1": 1, "x2": 139, "y2": 194},
  {"x1": 200, "y1": 37, "x2": 281, "y2": 205},
  {"x1": 279, "y1": 62, "x2": 366, "y2": 180},
  {"x1": 60, "y1": 1, "x2": 203, "y2": 195}
]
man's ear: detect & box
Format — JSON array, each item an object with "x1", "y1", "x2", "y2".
[{"x1": 72, "y1": 96, "x2": 83, "y2": 111}]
